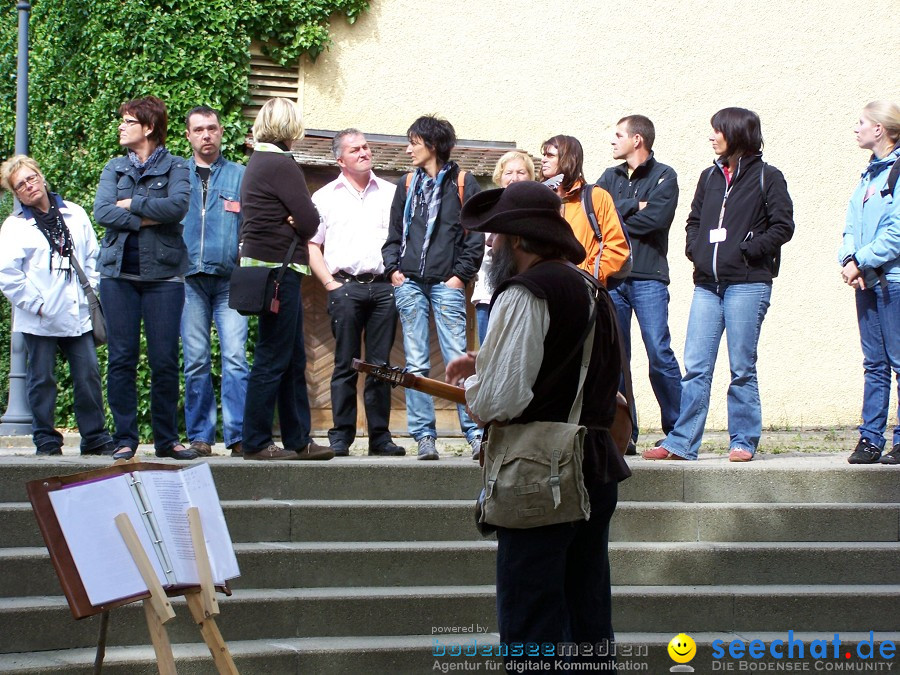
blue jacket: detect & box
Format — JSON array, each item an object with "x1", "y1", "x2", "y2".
[
  {"x1": 93, "y1": 150, "x2": 190, "y2": 279},
  {"x1": 183, "y1": 155, "x2": 245, "y2": 277},
  {"x1": 839, "y1": 145, "x2": 900, "y2": 286}
]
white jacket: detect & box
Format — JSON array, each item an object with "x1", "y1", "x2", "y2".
[{"x1": 0, "y1": 198, "x2": 99, "y2": 337}]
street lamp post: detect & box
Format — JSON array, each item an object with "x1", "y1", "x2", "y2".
[{"x1": 0, "y1": 0, "x2": 33, "y2": 435}]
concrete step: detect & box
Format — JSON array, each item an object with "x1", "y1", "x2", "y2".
[
  {"x1": 611, "y1": 502, "x2": 900, "y2": 542},
  {"x1": 3, "y1": 584, "x2": 898, "y2": 655},
  {"x1": 4, "y1": 632, "x2": 900, "y2": 674},
  {"x1": 0, "y1": 586, "x2": 497, "y2": 653},
  {"x1": 0, "y1": 541, "x2": 498, "y2": 598},
  {"x1": 2, "y1": 455, "x2": 899, "y2": 503},
  {"x1": 7, "y1": 499, "x2": 897, "y2": 547},
  {"x1": 5, "y1": 540, "x2": 900, "y2": 599},
  {"x1": 610, "y1": 541, "x2": 900, "y2": 585}
]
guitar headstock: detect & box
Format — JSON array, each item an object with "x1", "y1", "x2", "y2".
[{"x1": 351, "y1": 359, "x2": 410, "y2": 388}]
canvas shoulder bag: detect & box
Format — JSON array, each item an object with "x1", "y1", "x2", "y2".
[{"x1": 479, "y1": 291, "x2": 597, "y2": 530}]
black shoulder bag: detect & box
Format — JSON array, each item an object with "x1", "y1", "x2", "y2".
[{"x1": 228, "y1": 233, "x2": 301, "y2": 316}]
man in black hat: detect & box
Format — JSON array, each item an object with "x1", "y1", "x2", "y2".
[{"x1": 447, "y1": 180, "x2": 631, "y2": 667}]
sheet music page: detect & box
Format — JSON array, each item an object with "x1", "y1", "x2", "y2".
[
  {"x1": 48, "y1": 474, "x2": 167, "y2": 606},
  {"x1": 141, "y1": 463, "x2": 239, "y2": 584}
]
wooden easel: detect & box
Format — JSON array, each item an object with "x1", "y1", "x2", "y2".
[
  {"x1": 115, "y1": 506, "x2": 238, "y2": 675},
  {"x1": 26, "y1": 460, "x2": 239, "y2": 675}
]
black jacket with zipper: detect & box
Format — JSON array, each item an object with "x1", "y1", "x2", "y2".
[
  {"x1": 382, "y1": 162, "x2": 483, "y2": 284},
  {"x1": 596, "y1": 153, "x2": 678, "y2": 284},
  {"x1": 685, "y1": 154, "x2": 794, "y2": 285}
]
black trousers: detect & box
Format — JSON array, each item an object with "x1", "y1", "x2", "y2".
[
  {"x1": 496, "y1": 481, "x2": 619, "y2": 669},
  {"x1": 327, "y1": 279, "x2": 397, "y2": 448}
]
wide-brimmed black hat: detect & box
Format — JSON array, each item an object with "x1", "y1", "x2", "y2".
[{"x1": 460, "y1": 180, "x2": 585, "y2": 264}]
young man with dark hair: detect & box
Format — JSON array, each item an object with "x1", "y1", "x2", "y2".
[
  {"x1": 597, "y1": 115, "x2": 681, "y2": 451},
  {"x1": 180, "y1": 105, "x2": 248, "y2": 457},
  {"x1": 381, "y1": 115, "x2": 484, "y2": 460}
]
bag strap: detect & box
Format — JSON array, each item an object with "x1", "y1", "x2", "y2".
[
  {"x1": 580, "y1": 185, "x2": 603, "y2": 278},
  {"x1": 273, "y1": 232, "x2": 302, "y2": 286},
  {"x1": 69, "y1": 255, "x2": 101, "y2": 311},
  {"x1": 406, "y1": 169, "x2": 467, "y2": 205},
  {"x1": 567, "y1": 314, "x2": 596, "y2": 425}
]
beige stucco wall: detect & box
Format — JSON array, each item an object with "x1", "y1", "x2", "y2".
[{"x1": 300, "y1": 0, "x2": 900, "y2": 434}]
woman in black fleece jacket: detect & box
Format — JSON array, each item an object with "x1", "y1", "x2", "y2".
[
  {"x1": 643, "y1": 107, "x2": 794, "y2": 463},
  {"x1": 238, "y1": 98, "x2": 332, "y2": 461}
]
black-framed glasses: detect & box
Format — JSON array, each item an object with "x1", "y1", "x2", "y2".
[{"x1": 12, "y1": 174, "x2": 40, "y2": 193}]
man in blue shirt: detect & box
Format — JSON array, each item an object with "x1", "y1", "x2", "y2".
[{"x1": 180, "y1": 106, "x2": 248, "y2": 457}]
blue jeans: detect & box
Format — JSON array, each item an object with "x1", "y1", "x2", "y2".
[
  {"x1": 855, "y1": 283, "x2": 900, "y2": 449},
  {"x1": 393, "y1": 279, "x2": 479, "y2": 442},
  {"x1": 475, "y1": 303, "x2": 491, "y2": 346},
  {"x1": 243, "y1": 269, "x2": 311, "y2": 453},
  {"x1": 23, "y1": 332, "x2": 112, "y2": 453},
  {"x1": 610, "y1": 279, "x2": 682, "y2": 441},
  {"x1": 181, "y1": 274, "x2": 249, "y2": 448},
  {"x1": 101, "y1": 278, "x2": 184, "y2": 452},
  {"x1": 662, "y1": 282, "x2": 771, "y2": 460}
]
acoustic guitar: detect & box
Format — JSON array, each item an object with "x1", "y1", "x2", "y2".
[{"x1": 351, "y1": 359, "x2": 631, "y2": 455}]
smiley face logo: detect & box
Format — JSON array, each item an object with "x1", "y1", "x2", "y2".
[{"x1": 667, "y1": 633, "x2": 697, "y2": 664}]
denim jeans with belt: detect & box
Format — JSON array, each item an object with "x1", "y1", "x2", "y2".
[
  {"x1": 242, "y1": 269, "x2": 312, "y2": 453},
  {"x1": 101, "y1": 277, "x2": 184, "y2": 452},
  {"x1": 662, "y1": 282, "x2": 771, "y2": 459},
  {"x1": 181, "y1": 273, "x2": 249, "y2": 448},
  {"x1": 610, "y1": 279, "x2": 683, "y2": 441},
  {"x1": 855, "y1": 282, "x2": 900, "y2": 449},
  {"x1": 393, "y1": 279, "x2": 479, "y2": 442},
  {"x1": 23, "y1": 331, "x2": 112, "y2": 453}
]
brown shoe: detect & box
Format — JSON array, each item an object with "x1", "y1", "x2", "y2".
[
  {"x1": 189, "y1": 440, "x2": 213, "y2": 457},
  {"x1": 293, "y1": 441, "x2": 334, "y2": 461},
  {"x1": 244, "y1": 444, "x2": 299, "y2": 460},
  {"x1": 641, "y1": 445, "x2": 687, "y2": 460},
  {"x1": 228, "y1": 441, "x2": 243, "y2": 457},
  {"x1": 729, "y1": 448, "x2": 753, "y2": 462}
]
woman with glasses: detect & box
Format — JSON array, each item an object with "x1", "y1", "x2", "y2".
[
  {"x1": 538, "y1": 135, "x2": 630, "y2": 287},
  {"x1": 93, "y1": 95, "x2": 197, "y2": 461},
  {"x1": 0, "y1": 155, "x2": 114, "y2": 456}
]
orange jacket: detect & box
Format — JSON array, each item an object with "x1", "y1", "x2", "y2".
[{"x1": 561, "y1": 181, "x2": 630, "y2": 286}]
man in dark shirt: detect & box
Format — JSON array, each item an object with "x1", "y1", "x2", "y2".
[{"x1": 597, "y1": 115, "x2": 682, "y2": 451}]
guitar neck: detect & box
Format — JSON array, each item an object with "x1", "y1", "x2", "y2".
[
  {"x1": 352, "y1": 359, "x2": 467, "y2": 405},
  {"x1": 404, "y1": 373, "x2": 467, "y2": 405}
]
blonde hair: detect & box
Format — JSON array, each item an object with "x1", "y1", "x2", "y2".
[
  {"x1": 252, "y1": 97, "x2": 305, "y2": 145},
  {"x1": 491, "y1": 150, "x2": 536, "y2": 187},
  {"x1": 0, "y1": 155, "x2": 42, "y2": 193},
  {"x1": 863, "y1": 101, "x2": 900, "y2": 143}
]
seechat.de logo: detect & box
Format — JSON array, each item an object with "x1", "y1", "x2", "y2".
[{"x1": 668, "y1": 633, "x2": 697, "y2": 672}]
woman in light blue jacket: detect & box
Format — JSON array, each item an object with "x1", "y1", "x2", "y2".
[{"x1": 838, "y1": 100, "x2": 900, "y2": 465}]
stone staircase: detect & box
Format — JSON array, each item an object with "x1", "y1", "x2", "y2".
[{"x1": 0, "y1": 452, "x2": 898, "y2": 673}]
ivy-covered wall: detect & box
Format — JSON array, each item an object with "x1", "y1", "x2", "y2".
[{"x1": 0, "y1": 0, "x2": 368, "y2": 439}]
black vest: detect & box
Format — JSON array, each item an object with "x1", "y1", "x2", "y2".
[{"x1": 495, "y1": 260, "x2": 631, "y2": 487}]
